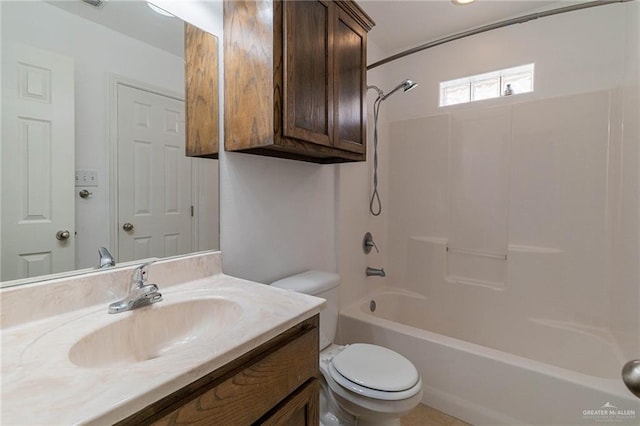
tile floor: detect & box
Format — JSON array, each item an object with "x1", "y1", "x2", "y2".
[{"x1": 401, "y1": 404, "x2": 469, "y2": 426}]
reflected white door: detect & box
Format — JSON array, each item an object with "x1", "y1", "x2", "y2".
[
  {"x1": 116, "y1": 84, "x2": 192, "y2": 262},
  {"x1": 1, "y1": 43, "x2": 75, "y2": 281}
]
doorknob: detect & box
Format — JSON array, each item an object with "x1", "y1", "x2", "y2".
[
  {"x1": 56, "y1": 230, "x2": 71, "y2": 241},
  {"x1": 79, "y1": 189, "x2": 92, "y2": 199},
  {"x1": 622, "y1": 359, "x2": 640, "y2": 398},
  {"x1": 122, "y1": 222, "x2": 134, "y2": 232}
]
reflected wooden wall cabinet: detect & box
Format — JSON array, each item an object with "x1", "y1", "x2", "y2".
[
  {"x1": 224, "y1": 0, "x2": 374, "y2": 164},
  {"x1": 185, "y1": 23, "x2": 219, "y2": 158}
]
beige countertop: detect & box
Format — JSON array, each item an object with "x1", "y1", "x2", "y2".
[{"x1": 0, "y1": 253, "x2": 324, "y2": 425}]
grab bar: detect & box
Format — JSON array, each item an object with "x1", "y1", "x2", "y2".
[{"x1": 622, "y1": 359, "x2": 640, "y2": 398}]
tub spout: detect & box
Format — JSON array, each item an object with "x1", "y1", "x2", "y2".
[{"x1": 366, "y1": 267, "x2": 386, "y2": 277}]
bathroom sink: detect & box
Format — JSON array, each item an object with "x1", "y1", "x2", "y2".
[{"x1": 68, "y1": 298, "x2": 241, "y2": 368}]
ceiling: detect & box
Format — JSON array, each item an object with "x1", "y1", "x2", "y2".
[
  {"x1": 48, "y1": 0, "x2": 590, "y2": 66},
  {"x1": 359, "y1": 0, "x2": 575, "y2": 55},
  {"x1": 48, "y1": 0, "x2": 183, "y2": 57}
]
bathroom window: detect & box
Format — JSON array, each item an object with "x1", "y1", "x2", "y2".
[{"x1": 440, "y1": 63, "x2": 534, "y2": 107}]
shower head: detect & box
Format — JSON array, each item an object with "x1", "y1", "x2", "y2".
[
  {"x1": 380, "y1": 79, "x2": 418, "y2": 101},
  {"x1": 402, "y1": 79, "x2": 419, "y2": 92}
]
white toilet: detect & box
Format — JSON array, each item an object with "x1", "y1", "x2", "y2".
[{"x1": 271, "y1": 271, "x2": 423, "y2": 426}]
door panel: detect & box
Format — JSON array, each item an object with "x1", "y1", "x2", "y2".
[
  {"x1": 333, "y1": 8, "x2": 366, "y2": 154},
  {"x1": 1, "y1": 43, "x2": 75, "y2": 281},
  {"x1": 117, "y1": 84, "x2": 191, "y2": 262},
  {"x1": 283, "y1": 0, "x2": 333, "y2": 146}
]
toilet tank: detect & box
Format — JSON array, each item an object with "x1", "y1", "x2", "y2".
[{"x1": 271, "y1": 270, "x2": 340, "y2": 350}]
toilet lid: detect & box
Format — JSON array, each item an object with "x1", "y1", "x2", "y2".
[{"x1": 331, "y1": 343, "x2": 419, "y2": 392}]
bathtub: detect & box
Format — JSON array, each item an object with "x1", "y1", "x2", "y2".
[{"x1": 338, "y1": 288, "x2": 639, "y2": 425}]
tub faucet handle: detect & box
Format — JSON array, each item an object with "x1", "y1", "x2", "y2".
[{"x1": 363, "y1": 232, "x2": 379, "y2": 254}]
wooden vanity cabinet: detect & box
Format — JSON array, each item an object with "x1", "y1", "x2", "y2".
[
  {"x1": 255, "y1": 380, "x2": 319, "y2": 425},
  {"x1": 224, "y1": 0, "x2": 374, "y2": 164},
  {"x1": 116, "y1": 315, "x2": 319, "y2": 426}
]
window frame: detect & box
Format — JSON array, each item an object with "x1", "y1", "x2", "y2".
[{"x1": 439, "y1": 63, "x2": 535, "y2": 107}]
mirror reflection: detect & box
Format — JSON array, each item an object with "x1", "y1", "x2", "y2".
[{"x1": 0, "y1": 0, "x2": 220, "y2": 285}]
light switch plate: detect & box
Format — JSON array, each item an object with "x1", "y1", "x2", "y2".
[{"x1": 75, "y1": 170, "x2": 99, "y2": 187}]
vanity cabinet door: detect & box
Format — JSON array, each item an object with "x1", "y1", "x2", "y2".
[
  {"x1": 118, "y1": 316, "x2": 319, "y2": 426},
  {"x1": 255, "y1": 379, "x2": 319, "y2": 426}
]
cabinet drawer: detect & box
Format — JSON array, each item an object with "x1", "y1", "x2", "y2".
[
  {"x1": 151, "y1": 322, "x2": 318, "y2": 425},
  {"x1": 255, "y1": 379, "x2": 319, "y2": 426}
]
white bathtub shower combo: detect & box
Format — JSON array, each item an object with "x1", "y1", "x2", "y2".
[
  {"x1": 341, "y1": 13, "x2": 640, "y2": 422},
  {"x1": 340, "y1": 286, "x2": 639, "y2": 425},
  {"x1": 337, "y1": 86, "x2": 640, "y2": 424}
]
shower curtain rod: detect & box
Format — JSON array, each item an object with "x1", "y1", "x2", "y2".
[{"x1": 367, "y1": 0, "x2": 634, "y2": 70}]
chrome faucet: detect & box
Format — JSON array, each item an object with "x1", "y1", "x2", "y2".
[
  {"x1": 366, "y1": 267, "x2": 386, "y2": 277},
  {"x1": 97, "y1": 247, "x2": 115, "y2": 269},
  {"x1": 108, "y1": 263, "x2": 162, "y2": 314}
]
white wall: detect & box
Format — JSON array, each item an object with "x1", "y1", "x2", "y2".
[
  {"x1": 222, "y1": 154, "x2": 337, "y2": 283},
  {"x1": 377, "y1": 3, "x2": 628, "y2": 122},
  {"x1": 376, "y1": 2, "x2": 639, "y2": 359},
  {"x1": 2, "y1": 1, "x2": 185, "y2": 269}
]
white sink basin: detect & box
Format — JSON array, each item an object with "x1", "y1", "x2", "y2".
[{"x1": 68, "y1": 298, "x2": 242, "y2": 368}]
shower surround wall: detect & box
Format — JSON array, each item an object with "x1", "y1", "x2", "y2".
[
  {"x1": 388, "y1": 89, "x2": 633, "y2": 367},
  {"x1": 374, "y1": 1, "x2": 639, "y2": 379}
]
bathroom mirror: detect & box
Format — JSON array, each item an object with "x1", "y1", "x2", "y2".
[{"x1": 0, "y1": 0, "x2": 220, "y2": 286}]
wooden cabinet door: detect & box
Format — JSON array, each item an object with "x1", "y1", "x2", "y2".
[
  {"x1": 256, "y1": 380, "x2": 319, "y2": 426},
  {"x1": 185, "y1": 23, "x2": 219, "y2": 158},
  {"x1": 332, "y1": 7, "x2": 366, "y2": 154},
  {"x1": 283, "y1": 0, "x2": 333, "y2": 147}
]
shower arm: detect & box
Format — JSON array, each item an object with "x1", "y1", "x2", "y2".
[
  {"x1": 380, "y1": 83, "x2": 405, "y2": 101},
  {"x1": 367, "y1": 80, "x2": 417, "y2": 101}
]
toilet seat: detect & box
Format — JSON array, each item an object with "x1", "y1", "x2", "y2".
[{"x1": 327, "y1": 344, "x2": 422, "y2": 401}]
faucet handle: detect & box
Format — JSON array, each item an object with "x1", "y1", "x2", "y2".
[
  {"x1": 363, "y1": 232, "x2": 379, "y2": 254},
  {"x1": 97, "y1": 247, "x2": 115, "y2": 269},
  {"x1": 131, "y1": 263, "x2": 151, "y2": 285}
]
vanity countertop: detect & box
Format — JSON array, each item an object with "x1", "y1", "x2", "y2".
[{"x1": 0, "y1": 258, "x2": 324, "y2": 425}]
